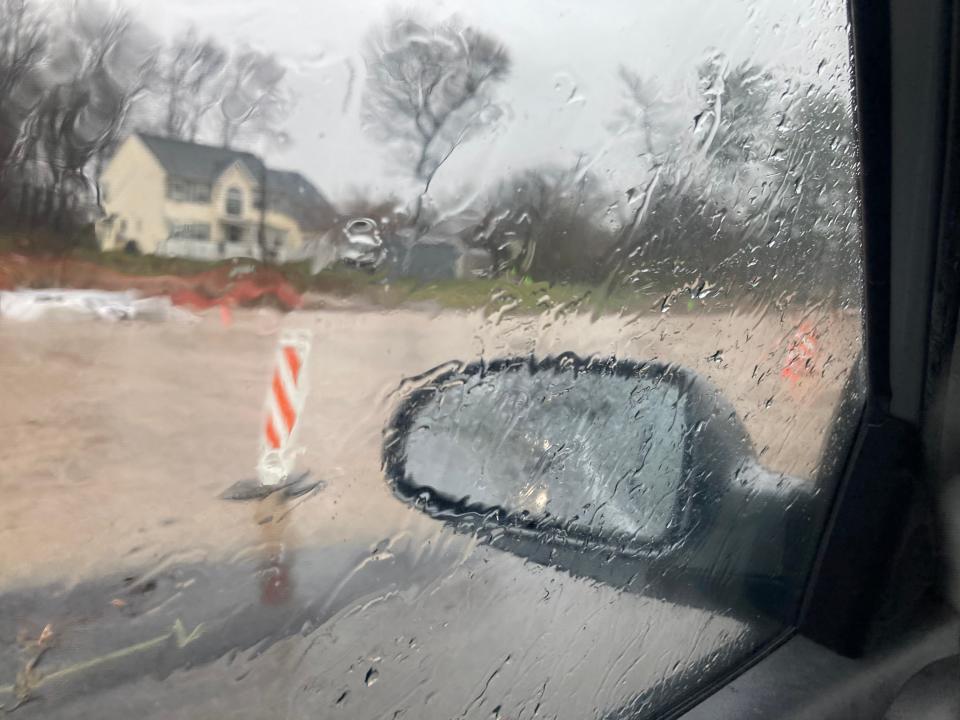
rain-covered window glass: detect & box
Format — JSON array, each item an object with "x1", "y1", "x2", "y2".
[{"x1": 0, "y1": 0, "x2": 862, "y2": 718}]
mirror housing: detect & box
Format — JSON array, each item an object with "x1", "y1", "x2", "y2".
[
  {"x1": 383, "y1": 354, "x2": 815, "y2": 620},
  {"x1": 385, "y1": 355, "x2": 754, "y2": 548}
]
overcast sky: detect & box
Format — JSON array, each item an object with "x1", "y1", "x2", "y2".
[{"x1": 124, "y1": 0, "x2": 851, "y2": 206}]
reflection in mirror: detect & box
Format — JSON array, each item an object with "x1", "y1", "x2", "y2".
[{"x1": 396, "y1": 359, "x2": 690, "y2": 544}]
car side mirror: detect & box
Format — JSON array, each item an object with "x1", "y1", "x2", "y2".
[{"x1": 383, "y1": 355, "x2": 815, "y2": 618}]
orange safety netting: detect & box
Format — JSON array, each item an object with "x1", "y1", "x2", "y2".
[{"x1": 0, "y1": 255, "x2": 303, "y2": 311}]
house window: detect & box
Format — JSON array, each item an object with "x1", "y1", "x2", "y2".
[
  {"x1": 169, "y1": 223, "x2": 211, "y2": 241},
  {"x1": 225, "y1": 187, "x2": 243, "y2": 216},
  {"x1": 166, "y1": 179, "x2": 211, "y2": 203},
  {"x1": 226, "y1": 225, "x2": 243, "y2": 243}
]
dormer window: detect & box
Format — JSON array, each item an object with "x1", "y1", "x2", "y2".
[{"x1": 225, "y1": 187, "x2": 243, "y2": 216}]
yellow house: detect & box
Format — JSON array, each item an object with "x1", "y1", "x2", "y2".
[{"x1": 96, "y1": 133, "x2": 337, "y2": 262}]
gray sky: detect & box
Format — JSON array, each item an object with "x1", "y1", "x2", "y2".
[{"x1": 125, "y1": 0, "x2": 851, "y2": 206}]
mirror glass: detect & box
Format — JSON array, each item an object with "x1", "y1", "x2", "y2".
[{"x1": 402, "y1": 363, "x2": 688, "y2": 543}]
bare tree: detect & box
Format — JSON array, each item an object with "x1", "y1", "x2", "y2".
[
  {"x1": 615, "y1": 58, "x2": 775, "y2": 193},
  {"x1": 610, "y1": 65, "x2": 719, "y2": 270},
  {"x1": 154, "y1": 28, "x2": 227, "y2": 141},
  {"x1": 471, "y1": 165, "x2": 613, "y2": 282},
  {"x1": 217, "y1": 47, "x2": 288, "y2": 149},
  {"x1": 149, "y1": 35, "x2": 288, "y2": 149},
  {"x1": 614, "y1": 56, "x2": 858, "y2": 303},
  {"x1": 362, "y1": 16, "x2": 510, "y2": 223},
  {"x1": 692, "y1": 54, "x2": 778, "y2": 171},
  {"x1": 0, "y1": 0, "x2": 45, "y2": 113},
  {"x1": 8, "y1": 1, "x2": 153, "y2": 233},
  {"x1": 613, "y1": 68, "x2": 675, "y2": 165},
  {"x1": 0, "y1": 0, "x2": 47, "y2": 195}
]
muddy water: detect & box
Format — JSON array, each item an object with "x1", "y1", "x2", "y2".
[{"x1": 0, "y1": 305, "x2": 860, "y2": 587}]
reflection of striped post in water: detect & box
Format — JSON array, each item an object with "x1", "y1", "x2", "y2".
[{"x1": 258, "y1": 330, "x2": 312, "y2": 486}]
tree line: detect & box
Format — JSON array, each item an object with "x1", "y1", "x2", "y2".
[
  {"x1": 0, "y1": 1, "x2": 860, "y2": 304},
  {"x1": 360, "y1": 18, "x2": 860, "y2": 304},
  {"x1": 0, "y1": 0, "x2": 287, "y2": 240}
]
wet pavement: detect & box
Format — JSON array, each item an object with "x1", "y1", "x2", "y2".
[
  {"x1": 0, "y1": 497, "x2": 470, "y2": 715},
  {"x1": 0, "y1": 528, "x2": 773, "y2": 719}
]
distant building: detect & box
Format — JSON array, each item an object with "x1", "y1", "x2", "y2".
[
  {"x1": 393, "y1": 235, "x2": 491, "y2": 280},
  {"x1": 384, "y1": 213, "x2": 493, "y2": 280},
  {"x1": 96, "y1": 133, "x2": 337, "y2": 262}
]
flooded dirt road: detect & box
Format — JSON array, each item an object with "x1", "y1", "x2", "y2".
[{"x1": 0, "y1": 304, "x2": 859, "y2": 588}]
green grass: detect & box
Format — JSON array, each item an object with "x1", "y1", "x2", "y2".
[
  {"x1": 309, "y1": 271, "x2": 687, "y2": 316},
  {"x1": 396, "y1": 277, "x2": 591, "y2": 312},
  {"x1": 304, "y1": 270, "x2": 601, "y2": 313}
]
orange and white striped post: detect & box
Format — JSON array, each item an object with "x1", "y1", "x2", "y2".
[{"x1": 258, "y1": 330, "x2": 312, "y2": 486}]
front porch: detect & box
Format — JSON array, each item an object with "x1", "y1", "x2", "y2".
[{"x1": 158, "y1": 219, "x2": 288, "y2": 262}]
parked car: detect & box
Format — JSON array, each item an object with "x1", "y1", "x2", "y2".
[{"x1": 338, "y1": 218, "x2": 384, "y2": 269}]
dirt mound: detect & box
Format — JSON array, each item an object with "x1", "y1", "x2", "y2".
[{"x1": 0, "y1": 254, "x2": 303, "y2": 311}]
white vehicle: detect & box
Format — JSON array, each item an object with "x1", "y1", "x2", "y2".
[
  {"x1": 338, "y1": 218, "x2": 384, "y2": 269},
  {"x1": 309, "y1": 217, "x2": 386, "y2": 273}
]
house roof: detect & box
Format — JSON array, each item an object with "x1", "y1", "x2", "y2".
[
  {"x1": 138, "y1": 133, "x2": 266, "y2": 184},
  {"x1": 136, "y1": 133, "x2": 337, "y2": 232},
  {"x1": 265, "y1": 169, "x2": 337, "y2": 233}
]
